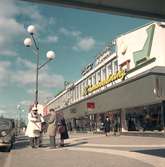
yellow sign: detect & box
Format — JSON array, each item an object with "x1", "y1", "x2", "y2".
[{"x1": 84, "y1": 69, "x2": 126, "y2": 95}]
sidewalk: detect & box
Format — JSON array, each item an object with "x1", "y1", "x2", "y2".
[
  {"x1": 41, "y1": 132, "x2": 165, "y2": 167},
  {"x1": 42, "y1": 132, "x2": 165, "y2": 147},
  {"x1": 11, "y1": 133, "x2": 165, "y2": 167}
]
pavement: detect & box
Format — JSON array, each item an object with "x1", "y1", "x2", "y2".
[{"x1": 0, "y1": 133, "x2": 165, "y2": 167}]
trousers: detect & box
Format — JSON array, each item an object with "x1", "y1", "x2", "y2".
[
  {"x1": 30, "y1": 137, "x2": 39, "y2": 147},
  {"x1": 49, "y1": 136, "x2": 56, "y2": 147}
]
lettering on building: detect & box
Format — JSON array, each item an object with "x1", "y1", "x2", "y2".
[{"x1": 83, "y1": 69, "x2": 126, "y2": 95}]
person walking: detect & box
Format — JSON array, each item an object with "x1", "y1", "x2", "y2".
[
  {"x1": 25, "y1": 107, "x2": 42, "y2": 148},
  {"x1": 114, "y1": 117, "x2": 120, "y2": 136},
  {"x1": 47, "y1": 108, "x2": 57, "y2": 149},
  {"x1": 104, "y1": 116, "x2": 111, "y2": 136},
  {"x1": 57, "y1": 112, "x2": 69, "y2": 147}
]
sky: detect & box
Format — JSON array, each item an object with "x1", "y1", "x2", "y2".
[{"x1": 0, "y1": 0, "x2": 150, "y2": 119}]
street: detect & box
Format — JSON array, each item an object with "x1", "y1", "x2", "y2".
[{"x1": 0, "y1": 133, "x2": 165, "y2": 167}]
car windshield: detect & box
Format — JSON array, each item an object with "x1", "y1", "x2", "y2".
[{"x1": 0, "y1": 120, "x2": 10, "y2": 129}]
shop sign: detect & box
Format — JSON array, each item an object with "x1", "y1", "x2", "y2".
[
  {"x1": 87, "y1": 102, "x2": 95, "y2": 110},
  {"x1": 84, "y1": 69, "x2": 126, "y2": 95}
]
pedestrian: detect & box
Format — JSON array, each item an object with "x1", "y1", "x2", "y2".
[
  {"x1": 57, "y1": 112, "x2": 69, "y2": 147},
  {"x1": 25, "y1": 107, "x2": 42, "y2": 148},
  {"x1": 114, "y1": 118, "x2": 120, "y2": 136},
  {"x1": 104, "y1": 116, "x2": 111, "y2": 136},
  {"x1": 39, "y1": 114, "x2": 46, "y2": 147},
  {"x1": 47, "y1": 108, "x2": 57, "y2": 149}
]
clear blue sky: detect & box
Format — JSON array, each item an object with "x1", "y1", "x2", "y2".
[{"x1": 0, "y1": 0, "x2": 150, "y2": 118}]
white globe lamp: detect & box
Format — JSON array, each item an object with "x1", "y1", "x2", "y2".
[
  {"x1": 24, "y1": 38, "x2": 32, "y2": 47},
  {"x1": 46, "y1": 51, "x2": 55, "y2": 60},
  {"x1": 27, "y1": 25, "x2": 36, "y2": 35}
]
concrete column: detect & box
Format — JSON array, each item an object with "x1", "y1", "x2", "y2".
[
  {"x1": 161, "y1": 101, "x2": 165, "y2": 133},
  {"x1": 121, "y1": 109, "x2": 128, "y2": 132}
]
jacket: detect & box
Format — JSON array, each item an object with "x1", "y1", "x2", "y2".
[
  {"x1": 25, "y1": 112, "x2": 41, "y2": 138},
  {"x1": 47, "y1": 114, "x2": 57, "y2": 136}
]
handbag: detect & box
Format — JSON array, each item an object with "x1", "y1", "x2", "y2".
[{"x1": 58, "y1": 126, "x2": 65, "y2": 133}]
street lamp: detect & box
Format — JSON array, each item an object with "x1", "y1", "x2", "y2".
[{"x1": 24, "y1": 25, "x2": 55, "y2": 108}]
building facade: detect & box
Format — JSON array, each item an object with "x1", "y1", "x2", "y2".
[{"x1": 44, "y1": 22, "x2": 165, "y2": 134}]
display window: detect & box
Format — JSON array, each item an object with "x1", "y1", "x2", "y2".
[{"x1": 126, "y1": 104, "x2": 163, "y2": 131}]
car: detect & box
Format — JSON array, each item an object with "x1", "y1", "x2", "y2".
[{"x1": 0, "y1": 118, "x2": 16, "y2": 152}]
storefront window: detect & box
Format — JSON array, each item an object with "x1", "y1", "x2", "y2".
[{"x1": 126, "y1": 104, "x2": 163, "y2": 132}]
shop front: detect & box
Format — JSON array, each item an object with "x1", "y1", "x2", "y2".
[
  {"x1": 123, "y1": 103, "x2": 164, "y2": 132},
  {"x1": 69, "y1": 103, "x2": 165, "y2": 134},
  {"x1": 59, "y1": 67, "x2": 165, "y2": 135}
]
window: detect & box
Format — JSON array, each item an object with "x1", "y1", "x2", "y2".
[
  {"x1": 126, "y1": 104, "x2": 163, "y2": 132},
  {"x1": 72, "y1": 88, "x2": 76, "y2": 102},
  {"x1": 83, "y1": 81, "x2": 86, "y2": 91},
  {"x1": 113, "y1": 60, "x2": 118, "y2": 73},
  {"x1": 102, "y1": 67, "x2": 106, "y2": 80},
  {"x1": 75, "y1": 88, "x2": 77, "y2": 100},
  {"x1": 70, "y1": 90, "x2": 73, "y2": 103},
  {"x1": 82, "y1": 80, "x2": 87, "y2": 96},
  {"x1": 107, "y1": 62, "x2": 112, "y2": 77},
  {"x1": 80, "y1": 82, "x2": 83, "y2": 97},
  {"x1": 92, "y1": 73, "x2": 96, "y2": 85},
  {"x1": 76, "y1": 85, "x2": 79, "y2": 100},
  {"x1": 88, "y1": 77, "x2": 92, "y2": 86},
  {"x1": 97, "y1": 70, "x2": 101, "y2": 83}
]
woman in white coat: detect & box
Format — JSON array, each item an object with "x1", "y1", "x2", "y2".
[{"x1": 25, "y1": 107, "x2": 42, "y2": 148}]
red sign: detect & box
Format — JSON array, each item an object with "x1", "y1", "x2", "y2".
[{"x1": 87, "y1": 102, "x2": 95, "y2": 109}]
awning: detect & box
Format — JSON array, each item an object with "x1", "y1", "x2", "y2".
[{"x1": 21, "y1": 0, "x2": 165, "y2": 21}]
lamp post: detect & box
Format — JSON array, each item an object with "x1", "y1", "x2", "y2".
[{"x1": 24, "y1": 25, "x2": 55, "y2": 108}]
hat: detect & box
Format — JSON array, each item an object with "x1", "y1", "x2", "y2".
[
  {"x1": 49, "y1": 108, "x2": 55, "y2": 112},
  {"x1": 32, "y1": 106, "x2": 38, "y2": 111}
]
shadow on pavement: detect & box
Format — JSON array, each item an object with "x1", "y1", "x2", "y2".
[
  {"x1": 133, "y1": 148, "x2": 165, "y2": 158},
  {"x1": 74, "y1": 138, "x2": 88, "y2": 141},
  {"x1": 65, "y1": 141, "x2": 88, "y2": 147},
  {"x1": 0, "y1": 148, "x2": 10, "y2": 152}
]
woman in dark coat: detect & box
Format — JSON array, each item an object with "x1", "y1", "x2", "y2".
[
  {"x1": 58, "y1": 115, "x2": 69, "y2": 147},
  {"x1": 104, "y1": 116, "x2": 111, "y2": 136}
]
